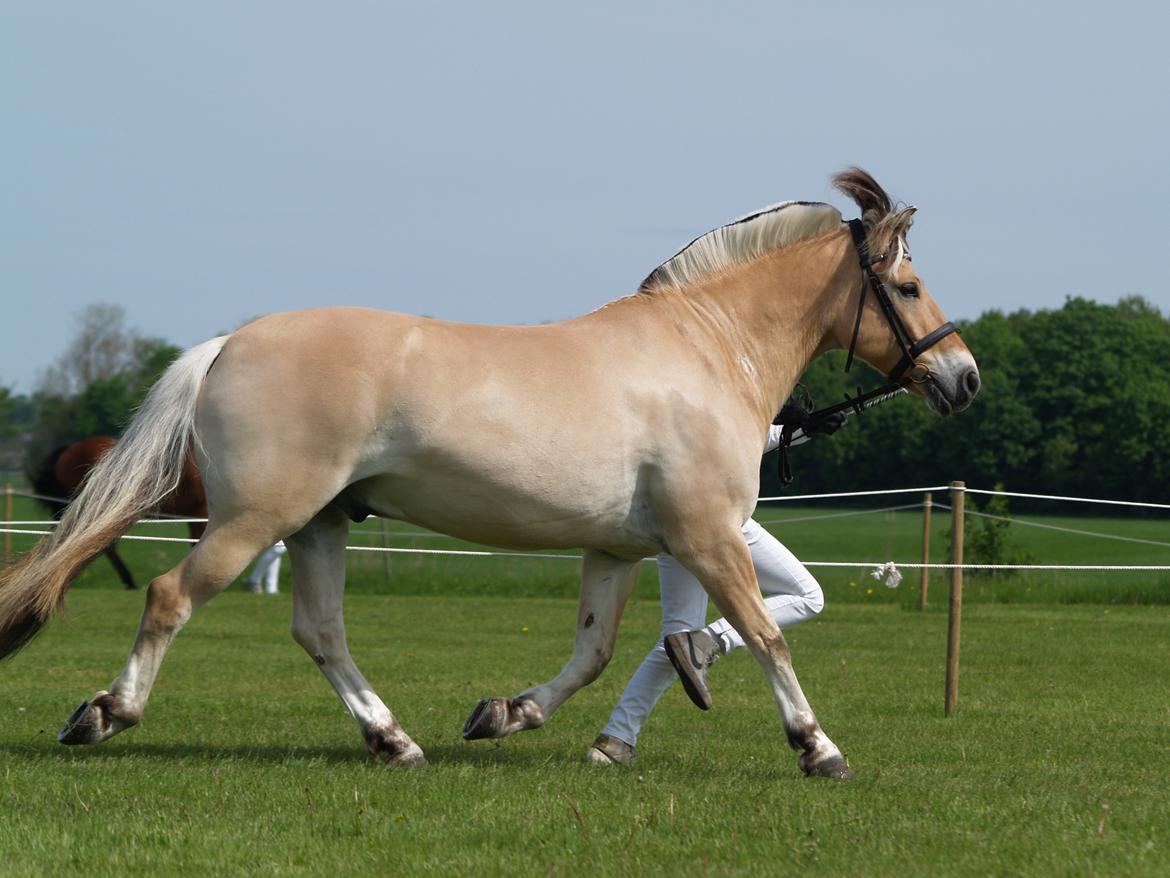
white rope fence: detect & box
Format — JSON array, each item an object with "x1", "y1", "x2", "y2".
[{"x1": 4, "y1": 484, "x2": 1168, "y2": 571}]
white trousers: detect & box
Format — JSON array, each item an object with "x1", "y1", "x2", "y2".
[
  {"x1": 246, "y1": 542, "x2": 287, "y2": 595},
  {"x1": 600, "y1": 519, "x2": 823, "y2": 747}
]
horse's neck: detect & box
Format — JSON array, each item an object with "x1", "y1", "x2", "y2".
[{"x1": 677, "y1": 233, "x2": 854, "y2": 421}]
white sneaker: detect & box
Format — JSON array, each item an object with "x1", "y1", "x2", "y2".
[{"x1": 663, "y1": 629, "x2": 722, "y2": 710}]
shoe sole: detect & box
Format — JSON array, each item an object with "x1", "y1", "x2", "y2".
[{"x1": 663, "y1": 635, "x2": 713, "y2": 711}]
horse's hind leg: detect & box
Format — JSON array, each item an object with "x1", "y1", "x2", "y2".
[
  {"x1": 285, "y1": 506, "x2": 426, "y2": 766},
  {"x1": 58, "y1": 523, "x2": 271, "y2": 745},
  {"x1": 463, "y1": 550, "x2": 640, "y2": 740}
]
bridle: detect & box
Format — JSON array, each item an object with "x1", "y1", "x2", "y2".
[
  {"x1": 770, "y1": 218, "x2": 959, "y2": 484},
  {"x1": 800, "y1": 218, "x2": 958, "y2": 424},
  {"x1": 843, "y1": 217, "x2": 957, "y2": 389}
]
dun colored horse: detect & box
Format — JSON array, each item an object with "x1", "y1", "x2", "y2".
[
  {"x1": 27, "y1": 437, "x2": 207, "y2": 589},
  {"x1": 0, "y1": 170, "x2": 978, "y2": 777}
]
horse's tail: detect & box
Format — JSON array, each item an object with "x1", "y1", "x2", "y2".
[{"x1": 0, "y1": 335, "x2": 230, "y2": 659}]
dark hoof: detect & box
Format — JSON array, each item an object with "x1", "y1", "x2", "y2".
[
  {"x1": 462, "y1": 697, "x2": 507, "y2": 740},
  {"x1": 58, "y1": 699, "x2": 94, "y2": 744},
  {"x1": 803, "y1": 754, "x2": 854, "y2": 780},
  {"x1": 58, "y1": 692, "x2": 130, "y2": 745},
  {"x1": 58, "y1": 697, "x2": 113, "y2": 745}
]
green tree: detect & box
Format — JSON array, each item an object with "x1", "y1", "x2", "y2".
[{"x1": 26, "y1": 306, "x2": 180, "y2": 465}]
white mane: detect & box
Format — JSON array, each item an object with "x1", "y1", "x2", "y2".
[{"x1": 639, "y1": 201, "x2": 843, "y2": 292}]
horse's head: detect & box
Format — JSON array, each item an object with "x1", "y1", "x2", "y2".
[{"x1": 831, "y1": 168, "x2": 980, "y2": 416}]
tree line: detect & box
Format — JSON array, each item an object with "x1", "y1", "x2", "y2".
[
  {"x1": 0, "y1": 305, "x2": 178, "y2": 473},
  {"x1": 3, "y1": 297, "x2": 1168, "y2": 508}
]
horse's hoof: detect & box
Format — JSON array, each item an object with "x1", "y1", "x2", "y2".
[
  {"x1": 393, "y1": 747, "x2": 428, "y2": 767},
  {"x1": 364, "y1": 726, "x2": 428, "y2": 766},
  {"x1": 58, "y1": 692, "x2": 128, "y2": 745},
  {"x1": 462, "y1": 696, "x2": 544, "y2": 740},
  {"x1": 802, "y1": 754, "x2": 854, "y2": 780},
  {"x1": 370, "y1": 745, "x2": 428, "y2": 768},
  {"x1": 462, "y1": 697, "x2": 507, "y2": 740}
]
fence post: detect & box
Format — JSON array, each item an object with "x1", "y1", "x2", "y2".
[
  {"x1": 919, "y1": 493, "x2": 932, "y2": 610},
  {"x1": 3, "y1": 483, "x2": 12, "y2": 562},
  {"x1": 945, "y1": 480, "x2": 965, "y2": 716},
  {"x1": 380, "y1": 518, "x2": 392, "y2": 582}
]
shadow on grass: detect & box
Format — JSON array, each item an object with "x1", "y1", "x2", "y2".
[{"x1": 0, "y1": 738, "x2": 615, "y2": 771}]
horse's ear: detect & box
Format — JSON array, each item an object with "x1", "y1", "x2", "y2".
[
  {"x1": 832, "y1": 168, "x2": 893, "y2": 225},
  {"x1": 891, "y1": 206, "x2": 917, "y2": 240}
]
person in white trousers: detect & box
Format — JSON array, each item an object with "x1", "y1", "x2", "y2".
[
  {"x1": 243, "y1": 542, "x2": 287, "y2": 595},
  {"x1": 587, "y1": 403, "x2": 845, "y2": 764}
]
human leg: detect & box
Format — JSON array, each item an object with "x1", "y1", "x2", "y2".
[
  {"x1": 263, "y1": 542, "x2": 287, "y2": 594},
  {"x1": 704, "y1": 519, "x2": 823, "y2": 652}
]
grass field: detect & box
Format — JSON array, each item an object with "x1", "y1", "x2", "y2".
[
  {"x1": 1, "y1": 591, "x2": 1168, "y2": 876},
  {"x1": 3, "y1": 484, "x2": 1169, "y2": 874}
]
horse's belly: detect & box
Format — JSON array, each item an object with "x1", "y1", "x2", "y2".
[{"x1": 347, "y1": 469, "x2": 659, "y2": 556}]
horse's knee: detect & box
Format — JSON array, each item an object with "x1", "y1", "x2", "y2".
[
  {"x1": 744, "y1": 627, "x2": 791, "y2": 666},
  {"x1": 143, "y1": 577, "x2": 191, "y2": 633},
  {"x1": 290, "y1": 616, "x2": 344, "y2": 659}
]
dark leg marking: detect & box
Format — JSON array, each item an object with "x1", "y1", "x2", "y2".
[
  {"x1": 584, "y1": 613, "x2": 595, "y2": 629},
  {"x1": 313, "y1": 653, "x2": 326, "y2": 666}
]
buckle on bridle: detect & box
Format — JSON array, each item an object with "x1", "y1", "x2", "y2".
[{"x1": 906, "y1": 362, "x2": 932, "y2": 384}]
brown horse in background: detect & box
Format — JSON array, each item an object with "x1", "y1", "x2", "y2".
[{"x1": 27, "y1": 436, "x2": 207, "y2": 590}]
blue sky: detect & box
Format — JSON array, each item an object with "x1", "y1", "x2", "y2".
[{"x1": 3, "y1": 1, "x2": 1167, "y2": 392}]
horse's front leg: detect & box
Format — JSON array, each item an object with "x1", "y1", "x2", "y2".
[
  {"x1": 463, "y1": 550, "x2": 640, "y2": 740},
  {"x1": 675, "y1": 529, "x2": 852, "y2": 779}
]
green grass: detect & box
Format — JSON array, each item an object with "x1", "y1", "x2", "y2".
[{"x1": 1, "y1": 591, "x2": 1168, "y2": 875}]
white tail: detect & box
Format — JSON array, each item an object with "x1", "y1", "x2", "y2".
[{"x1": 0, "y1": 335, "x2": 230, "y2": 657}]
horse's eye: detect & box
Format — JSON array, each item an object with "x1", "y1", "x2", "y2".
[{"x1": 898, "y1": 282, "x2": 920, "y2": 298}]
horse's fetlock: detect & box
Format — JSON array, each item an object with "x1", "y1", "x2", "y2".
[{"x1": 509, "y1": 696, "x2": 546, "y2": 729}]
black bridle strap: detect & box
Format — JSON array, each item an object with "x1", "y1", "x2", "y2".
[
  {"x1": 842, "y1": 220, "x2": 871, "y2": 373},
  {"x1": 841, "y1": 218, "x2": 958, "y2": 383},
  {"x1": 886, "y1": 320, "x2": 958, "y2": 384}
]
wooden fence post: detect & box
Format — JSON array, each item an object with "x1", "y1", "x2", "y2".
[
  {"x1": 945, "y1": 480, "x2": 965, "y2": 716},
  {"x1": 919, "y1": 493, "x2": 932, "y2": 610}
]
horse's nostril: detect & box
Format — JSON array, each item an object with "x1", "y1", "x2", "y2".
[{"x1": 963, "y1": 369, "x2": 981, "y2": 398}]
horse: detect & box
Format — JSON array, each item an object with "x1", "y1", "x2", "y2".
[
  {"x1": 0, "y1": 169, "x2": 979, "y2": 778},
  {"x1": 26, "y1": 437, "x2": 208, "y2": 590}
]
